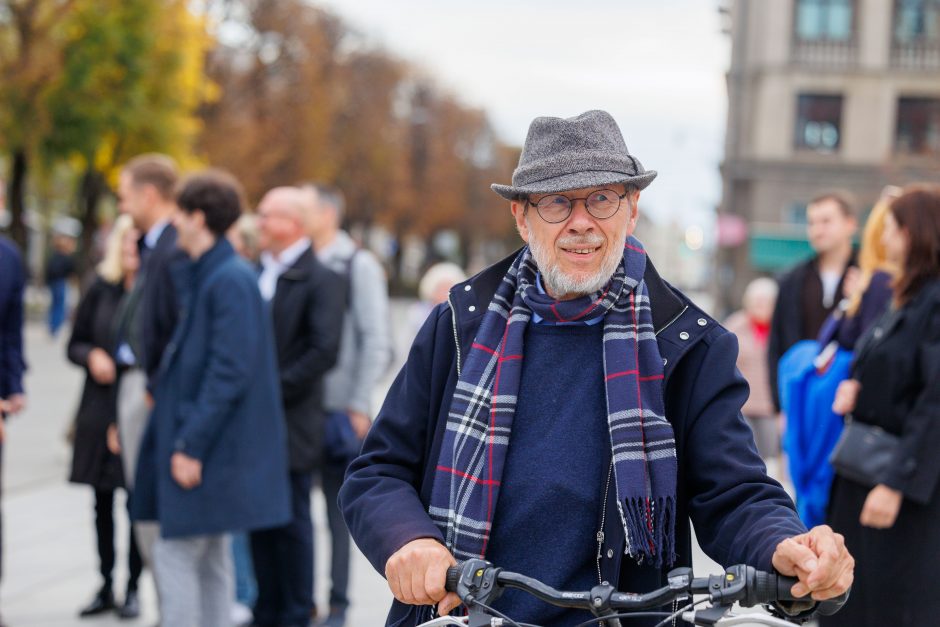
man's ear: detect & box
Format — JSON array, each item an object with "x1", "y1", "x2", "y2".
[
  {"x1": 511, "y1": 201, "x2": 529, "y2": 243},
  {"x1": 627, "y1": 191, "x2": 640, "y2": 232}
]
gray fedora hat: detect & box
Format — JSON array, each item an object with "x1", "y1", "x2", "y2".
[{"x1": 491, "y1": 109, "x2": 656, "y2": 200}]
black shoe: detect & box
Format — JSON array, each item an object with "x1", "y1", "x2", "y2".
[
  {"x1": 79, "y1": 587, "x2": 117, "y2": 617},
  {"x1": 118, "y1": 590, "x2": 140, "y2": 619}
]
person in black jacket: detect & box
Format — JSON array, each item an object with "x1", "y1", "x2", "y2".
[
  {"x1": 250, "y1": 187, "x2": 345, "y2": 627},
  {"x1": 67, "y1": 215, "x2": 144, "y2": 619},
  {"x1": 824, "y1": 185, "x2": 940, "y2": 627},
  {"x1": 768, "y1": 191, "x2": 858, "y2": 410}
]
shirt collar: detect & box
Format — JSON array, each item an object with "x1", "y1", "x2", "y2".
[
  {"x1": 261, "y1": 237, "x2": 311, "y2": 271},
  {"x1": 144, "y1": 219, "x2": 170, "y2": 249}
]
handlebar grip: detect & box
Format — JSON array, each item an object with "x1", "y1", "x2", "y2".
[
  {"x1": 445, "y1": 563, "x2": 462, "y2": 593},
  {"x1": 750, "y1": 571, "x2": 802, "y2": 603}
]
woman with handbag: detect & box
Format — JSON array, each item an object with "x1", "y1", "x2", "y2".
[
  {"x1": 823, "y1": 185, "x2": 940, "y2": 627},
  {"x1": 67, "y1": 215, "x2": 144, "y2": 619}
]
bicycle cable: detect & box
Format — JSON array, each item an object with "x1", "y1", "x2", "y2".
[
  {"x1": 465, "y1": 597, "x2": 536, "y2": 627},
  {"x1": 652, "y1": 597, "x2": 712, "y2": 627},
  {"x1": 570, "y1": 611, "x2": 674, "y2": 627}
]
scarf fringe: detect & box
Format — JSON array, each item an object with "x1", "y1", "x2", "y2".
[{"x1": 622, "y1": 496, "x2": 677, "y2": 569}]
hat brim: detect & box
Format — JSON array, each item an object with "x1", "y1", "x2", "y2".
[{"x1": 491, "y1": 170, "x2": 657, "y2": 200}]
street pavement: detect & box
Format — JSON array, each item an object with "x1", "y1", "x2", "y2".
[{"x1": 1, "y1": 300, "x2": 789, "y2": 626}]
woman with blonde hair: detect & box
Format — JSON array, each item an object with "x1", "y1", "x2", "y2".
[
  {"x1": 823, "y1": 186, "x2": 900, "y2": 349},
  {"x1": 67, "y1": 214, "x2": 143, "y2": 619}
]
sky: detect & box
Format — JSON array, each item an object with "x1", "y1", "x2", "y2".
[{"x1": 316, "y1": 0, "x2": 732, "y2": 228}]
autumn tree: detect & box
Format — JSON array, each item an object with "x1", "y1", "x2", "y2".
[
  {"x1": 40, "y1": 0, "x2": 214, "y2": 272},
  {"x1": 0, "y1": 0, "x2": 75, "y2": 250}
]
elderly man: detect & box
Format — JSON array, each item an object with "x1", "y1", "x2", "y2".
[{"x1": 339, "y1": 110, "x2": 854, "y2": 627}]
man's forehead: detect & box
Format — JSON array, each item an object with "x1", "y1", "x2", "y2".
[{"x1": 530, "y1": 183, "x2": 630, "y2": 198}]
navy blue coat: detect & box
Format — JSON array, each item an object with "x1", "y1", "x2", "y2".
[
  {"x1": 339, "y1": 252, "x2": 808, "y2": 626},
  {"x1": 0, "y1": 236, "x2": 26, "y2": 400},
  {"x1": 132, "y1": 238, "x2": 291, "y2": 538}
]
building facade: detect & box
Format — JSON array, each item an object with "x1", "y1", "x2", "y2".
[{"x1": 718, "y1": 0, "x2": 940, "y2": 310}]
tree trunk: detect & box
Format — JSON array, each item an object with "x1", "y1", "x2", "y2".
[
  {"x1": 76, "y1": 166, "x2": 106, "y2": 284},
  {"x1": 6, "y1": 148, "x2": 29, "y2": 254}
]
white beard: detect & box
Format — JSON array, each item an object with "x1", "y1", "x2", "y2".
[{"x1": 526, "y1": 218, "x2": 626, "y2": 299}]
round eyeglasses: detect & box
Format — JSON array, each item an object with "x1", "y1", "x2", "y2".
[{"x1": 525, "y1": 189, "x2": 627, "y2": 223}]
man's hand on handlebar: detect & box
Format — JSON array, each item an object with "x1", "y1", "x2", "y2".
[
  {"x1": 771, "y1": 525, "x2": 854, "y2": 601},
  {"x1": 385, "y1": 538, "x2": 461, "y2": 616}
]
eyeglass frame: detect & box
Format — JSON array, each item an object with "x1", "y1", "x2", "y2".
[{"x1": 523, "y1": 187, "x2": 630, "y2": 224}]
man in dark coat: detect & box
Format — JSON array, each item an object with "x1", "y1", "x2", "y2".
[
  {"x1": 767, "y1": 191, "x2": 857, "y2": 410},
  {"x1": 113, "y1": 154, "x2": 186, "y2": 583},
  {"x1": 0, "y1": 225, "x2": 26, "y2": 627},
  {"x1": 339, "y1": 111, "x2": 855, "y2": 627},
  {"x1": 250, "y1": 186, "x2": 345, "y2": 627},
  {"x1": 132, "y1": 170, "x2": 291, "y2": 627}
]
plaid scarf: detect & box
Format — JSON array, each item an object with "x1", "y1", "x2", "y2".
[{"x1": 429, "y1": 237, "x2": 677, "y2": 568}]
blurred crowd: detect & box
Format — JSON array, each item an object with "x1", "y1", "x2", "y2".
[
  {"x1": 0, "y1": 155, "x2": 466, "y2": 627},
  {"x1": 723, "y1": 186, "x2": 940, "y2": 627}
]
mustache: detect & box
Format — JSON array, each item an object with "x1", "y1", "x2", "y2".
[{"x1": 555, "y1": 234, "x2": 605, "y2": 248}]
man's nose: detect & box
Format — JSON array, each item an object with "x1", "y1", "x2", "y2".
[{"x1": 566, "y1": 199, "x2": 595, "y2": 231}]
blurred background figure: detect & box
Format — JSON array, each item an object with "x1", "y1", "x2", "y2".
[
  {"x1": 818, "y1": 186, "x2": 901, "y2": 352},
  {"x1": 227, "y1": 213, "x2": 261, "y2": 625},
  {"x1": 251, "y1": 186, "x2": 344, "y2": 627},
  {"x1": 228, "y1": 213, "x2": 261, "y2": 264},
  {"x1": 133, "y1": 170, "x2": 291, "y2": 627},
  {"x1": 45, "y1": 217, "x2": 80, "y2": 337},
  {"x1": 768, "y1": 192, "x2": 858, "y2": 413},
  {"x1": 779, "y1": 186, "x2": 900, "y2": 528},
  {"x1": 0, "y1": 203, "x2": 26, "y2": 627},
  {"x1": 409, "y1": 262, "x2": 467, "y2": 337},
  {"x1": 303, "y1": 183, "x2": 390, "y2": 627},
  {"x1": 824, "y1": 184, "x2": 940, "y2": 627},
  {"x1": 66, "y1": 214, "x2": 143, "y2": 619},
  {"x1": 723, "y1": 277, "x2": 779, "y2": 463}
]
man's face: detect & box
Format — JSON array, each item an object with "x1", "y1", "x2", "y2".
[
  {"x1": 118, "y1": 172, "x2": 154, "y2": 231},
  {"x1": 511, "y1": 184, "x2": 639, "y2": 300},
  {"x1": 806, "y1": 199, "x2": 856, "y2": 255},
  {"x1": 257, "y1": 188, "x2": 304, "y2": 252},
  {"x1": 171, "y1": 207, "x2": 204, "y2": 258}
]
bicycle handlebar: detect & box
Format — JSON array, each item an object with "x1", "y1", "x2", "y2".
[{"x1": 445, "y1": 559, "x2": 846, "y2": 619}]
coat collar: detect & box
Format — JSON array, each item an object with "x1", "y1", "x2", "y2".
[{"x1": 278, "y1": 245, "x2": 316, "y2": 281}]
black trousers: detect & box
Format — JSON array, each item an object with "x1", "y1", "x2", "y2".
[
  {"x1": 250, "y1": 472, "x2": 315, "y2": 627},
  {"x1": 93, "y1": 489, "x2": 143, "y2": 593}
]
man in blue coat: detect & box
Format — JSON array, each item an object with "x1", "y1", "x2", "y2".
[
  {"x1": 132, "y1": 170, "x2": 291, "y2": 626},
  {"x1": 339, "y1": 111, "x2": 855, "y2": 627}
]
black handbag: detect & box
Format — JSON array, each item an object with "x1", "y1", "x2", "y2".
[{"x1": 829, "y1": 417, "x2": 900, "y2": 487}]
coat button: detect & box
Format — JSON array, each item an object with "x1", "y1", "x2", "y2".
[
  {"x1": 468, "y1": 305, "x2": 476, "y2": 312},
  {"x1": 697, "y1": 318, "x2": 707, "y2": 326},
  {"x1": 663, "y1": 358, "x2": 668, "y2": 366},
  {"x1": 679, "y1": 331, "x2": 690, "y2": 341},
  {"x1": 606, "y1": 549, "x2": 614, "y2": 559},
  {"x1": 464, "y1": 285, "x2": 472, "y2": 291}
]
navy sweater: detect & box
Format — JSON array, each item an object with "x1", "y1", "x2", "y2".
[{"x1": 485, "y1": 323, "x2": 610, "y2": 624}]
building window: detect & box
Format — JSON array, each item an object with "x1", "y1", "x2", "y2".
[
  {"x1": 795, "y1": 94, "x2": 843, "y2": 152},
  {"x1": 896, "y1": 97, "x2": 940, "y2": 154},
  {"x1": 894, "y1": 0, "x2": 940, "y2": 44},
  {"x1": 795, "y1": 0, "x2": 854, "y2": 41}
]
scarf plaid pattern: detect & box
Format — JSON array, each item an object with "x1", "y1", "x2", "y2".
[{"x1": 429, "y1": 237, "x2": 677, "y2": 568}]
